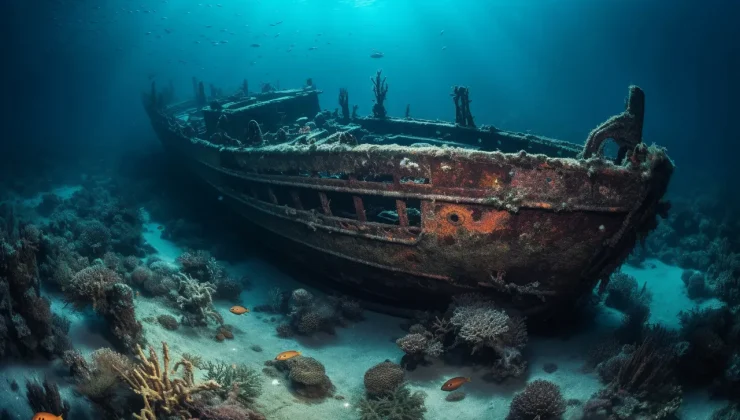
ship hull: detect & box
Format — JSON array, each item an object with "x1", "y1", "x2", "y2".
[{"x1": 146, "y1": 86, "x2": 672, "y2": 316}]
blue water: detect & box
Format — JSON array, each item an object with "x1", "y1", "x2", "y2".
[{"x1": 1, "y1": 1, "x2": 739, "y2": 419}]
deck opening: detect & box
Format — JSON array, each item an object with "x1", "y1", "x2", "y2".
[
  {"x1": 296, "y1": 189, "x2": 324, "y2": 212},
  {"x1": 361, "y1": 196, "x2": 422, "y2": 227},
  {"x1": 400, "y1": 176, "x2": 431, "y2": 185},
  {"x1": 269, "y1": 184, "x2": 295, "y2": 206},
  {"x1": 318, "y1": 171, "x2": 350, "y2": 181},
  {"x1": 359, "y1": 173, "x2": 394, "y2": 184},
  {"x1": 323, "y1": 191, "x2": 358, "y2": 219}
]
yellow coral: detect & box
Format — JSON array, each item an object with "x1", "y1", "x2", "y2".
[{"x1": 114, "y1": 341, "x2": 219, "y2": 420}]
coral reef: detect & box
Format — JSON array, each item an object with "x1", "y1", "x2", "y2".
[
  {"x1": 587, "y1": 327, "x2": 683, "y2": 419},
  {"x1": 603, "y1": 272, "x2": 652, "y2": 312},
  {"x1": 175, "y1": 273, "x2": 224, "y2": 327},
  {"x1": 370, "y1": 70, "x2": 388, "y2": 119},
  {"x1": 25, "y1": 378, "x2": 70, "y2": 419},
  {"x1": 358, "y1": 386, "x2": 427, "y2": 420},
  {"x1": 363, "y1": 360, "x2": 405, "y2": 396},
  {"x1": 506, "y1": 380, "x2": 565, "y2": 420},
  {"x1": 62, "y1": 263, "x2": 143, "y2": 352},
  {"x1": 115, "y1": 342, "x2": 220, "y2": 420},
  {"x1": 265, "y1": 288, "x2": 363, "y2": 337},
  {"x1": 0, "y1": 206, "x2": 70, "y2": 359},
  {"x1": 64, "y1": 347, "x2": 136, "y2": 417}
]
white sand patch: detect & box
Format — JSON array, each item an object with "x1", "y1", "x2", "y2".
[
  {"x1": 142, "y1": 222, "x2": 183, "y2": 263},
  {"x1": 623, "y1": 259, "x2": 724, "y2": 329}
]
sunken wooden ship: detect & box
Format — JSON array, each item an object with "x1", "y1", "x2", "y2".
[{"x1": 145, "y1": 72, "x2": 673, "y2": 316}]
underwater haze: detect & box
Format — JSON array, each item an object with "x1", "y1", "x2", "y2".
[{"x1": 2, "y1": 0, "x2": 740, "y2": 419}]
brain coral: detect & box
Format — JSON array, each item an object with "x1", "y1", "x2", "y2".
[{"x1": 364, "y1": 360, "x2": 405, "y2": 396}]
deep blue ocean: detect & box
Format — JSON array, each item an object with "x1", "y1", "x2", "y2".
[{"x1": 1, "y1": 1, "x2": 739, "y2": 419}]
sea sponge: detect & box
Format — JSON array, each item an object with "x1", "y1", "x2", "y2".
[
  {"x1": 507, "y1": 380, "x2": 566, "y2": 420},
  {"x1": 284, "y1": 356, "x2": 334, "y2": 399},
  {"x1": 364, "y1": 360, "x2": 405, "y2": 396}
]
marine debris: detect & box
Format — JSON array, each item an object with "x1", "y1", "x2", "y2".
[{"x1": 371, "y1": 69, "x2": 388, "y2": 118}]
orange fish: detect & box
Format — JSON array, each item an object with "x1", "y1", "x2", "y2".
[
  {"x1": 441, "y1": 377, "x2": 471, "y2": 391},
  {"x1": 275, "y1": 350, "x2": 301, "y2": 361},
  {"x1": 33, "y1": 413, "x2": 63, "y2": 420},
  {"x1": 229, "y1": 306, "x2": 249, "y2": 315}
]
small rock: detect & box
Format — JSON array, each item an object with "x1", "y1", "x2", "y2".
[{"x1": 543, "y1": 362, "x2": 558, "y2": 373}]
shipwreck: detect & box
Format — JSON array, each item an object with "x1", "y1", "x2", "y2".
[{"x1": 144, "y1": 72, "x2": 673, "y2": 317}]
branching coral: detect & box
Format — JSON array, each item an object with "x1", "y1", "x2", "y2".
[
  {"x1": 175, "y1": 273, "x2": 223, "y2": 327},
  {"x1": 358, "y1": 386, "x2": 427, "y2": 420},
  {"x1": 115, "y1": 342, "x2": 220, "y2": 420},
  {"x1": 370, "y1": 70, "x2": 388, "y2": 119},
  {"x1": 202, "y1": 360, "x2": 262, "y2": 405},
  {"x1": 63, "y1": 265, "x2": 121, "y2": 311},
  {"x1": 448, "y1": 294, "x2": 528, "y2": 380},
  {"x1": 604, "y1": 272, "x2": 652, "y2": 312}
]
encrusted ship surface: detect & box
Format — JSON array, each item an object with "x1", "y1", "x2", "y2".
[{"x1": 145, "y1": 74, "x2": 673, "y2": 316}]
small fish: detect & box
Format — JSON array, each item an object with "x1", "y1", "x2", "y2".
[
  {"x1": 157, "y1": 225, "x2": 165, "y2": 231},
  {"x1": 440, "y1": 29, "x2": 445, "y2": 35},
  {"x1": 218, "y1": 195, "x2": 224, "y2": 201},
  {"x1": 229, "y1": 305, "x2": 250, "y2": 315},
  {"x1": 441, "y1": 46, "x2": 447, "y2": 51},
  {"x1": 441, "y1": 377, "x2": 470, "y2": 391},
  {"x1": 275, "y1": 350, "x2": 301, "y2": 361},
  {"x1": 250, "y1": 43, "x2": 261, "y2": 47},
  {"x1": 308, "y1": 46, "x2": 318, "y2": 50},
  {"x1": 370, "y1": 51, "x2": 384, "y2": 59},
  {"x1": 33, "y1": 413, "x2": 63, "y2": 420}
]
